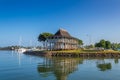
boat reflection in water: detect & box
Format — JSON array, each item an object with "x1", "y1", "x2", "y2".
[{"x1": 37, "y1": 57, "x2": 83, "y2": 80}]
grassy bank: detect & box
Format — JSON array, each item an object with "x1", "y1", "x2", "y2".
[
  {"x1": 46, "y1": 49, "x2": 120, "y2": 54},
  {"x1": 24, "y1": 49, "x2": 120, "y2": 58},
  {"x1": 47, "y1": 49, "x2": 120, "y2": 57}
]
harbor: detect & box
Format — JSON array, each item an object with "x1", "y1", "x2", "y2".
[{"x1": 0, "y1": 51, "x2": 120, "y2": 80}]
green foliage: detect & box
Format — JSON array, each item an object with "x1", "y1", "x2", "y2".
[
  {"x1": 111, "y1": 43, "x2": 120, "y2": 50},
  {"x1": 78, "y1": 39, "x2": 83, "y2": 45},
  {"x1": 105, "y1": 41, "x2": 111, "y2": 49},
  {"x1": 97, "y1": 63, "x2": 112, "y2": 71},
  {"x1": 95, "y1": 39, "x2": 111, "y2": 49},
  {"x1": 100, "y1": 39, "x2": 106, "y2": 48},
  {"x1": 0, "y1": 46, "x2": 20, "y2": 50},
  {"x1": 95, "y1": 39, "x2": 120, "y2": 50},
  {"x1": 85, "y1": 44, "x2": 94, "y2": 49},
  {"x1": 38, "y1": 32, "x2": 53, "y2": 42},
  {"x1": 95, "y1": 43, "x2": 101, "y2": 47}
]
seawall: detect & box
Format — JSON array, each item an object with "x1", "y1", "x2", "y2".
[{"x1": 24, "y1": 51, "x2": 120, "y2": 58}]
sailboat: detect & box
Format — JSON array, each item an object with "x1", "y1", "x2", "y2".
[
  {"x1": 17, "y1": 48, "x2": 27, "y2": 53},
  {"x1": 17, "y1": 36, "x2": 27, "y2": 53}
]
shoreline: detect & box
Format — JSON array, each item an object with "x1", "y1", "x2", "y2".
[{"x1": 24, "y1": 50, "x2": 120, "y2": 58}]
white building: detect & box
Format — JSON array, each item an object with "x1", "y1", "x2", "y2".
[{"x1": 46, "y1": 29, "x2": 79, "y2": 50}]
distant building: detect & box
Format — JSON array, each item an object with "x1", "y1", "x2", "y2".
[{"x1": 46, "y1": 29, "x2": 79, "y2": 50}]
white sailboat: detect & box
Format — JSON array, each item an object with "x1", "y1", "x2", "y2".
[
  {"x1": 17, "y1": 48, "x2": 27, "y2": 53},
  {"x1": 17, "y1": 36, "x2": 27, "y2": 53}
]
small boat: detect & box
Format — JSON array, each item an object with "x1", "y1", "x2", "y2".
[
  {"x1": 17, "y1": 48, "x2": 27, "y2": 53},
  {"x1": 26, "y1": 47, "x2": 40, "y2": 52},
  {"x1": 16, "y1": 36, "x2": 27, "y2": 53}
]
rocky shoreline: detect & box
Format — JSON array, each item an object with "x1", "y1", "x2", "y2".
[
  {"x1": 24, "y1": 51, "x2": 48, "y2": 56},
  {"x1": 24, "y1": 51, "x2": 120, "y2": 58}
]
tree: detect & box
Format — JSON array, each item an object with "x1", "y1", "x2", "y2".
[
  {"x1": 77, "y1": 39, "x2": 83, "y2": 48},
  {"x1": 38, "y1": 32, "x2": 53, "y2": 48},
  {"x1": 111, "y1": 43, "x2": 117, "y2": 50},
  {"x1": 38, "y1": 32, "x2": 53, "y2": 42},
  {"x1": 100, "y1": 39, "x2": 106, "y2": 48},
  {"x1": 105, "y1": 41, "x2": 111, "y2": 49},
  {"x1": 95, "y1": 39, "x2": 106, "y2": 48},
  {"x1": 95, "y1": 39, "x2": 112, "y2": 49},
  {"x1": 85, "y1": 44, "x2": 94, "y2": 49},
  {"x1": 78, "y1": 39, "x2": 83, "y2": 45},
  {"x1": 95, "y1": 43, "x2": 101, "y2": 47},
  {"x1": 111, "y1": 43, "x2": 120, "y2": 50},
  {"x1": 117, "y1": 43, "x2": 120, "y2": 49}
]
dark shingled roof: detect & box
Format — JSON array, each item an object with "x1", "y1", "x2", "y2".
[
  {"x1": 54, "y1": 29, "x2": 71, "y2": 37},
  {"x1": 48, "y1": 29, "x2": 79, "y2": 40}
]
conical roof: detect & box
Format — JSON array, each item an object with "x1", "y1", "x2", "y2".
[
  {"x1": 54, "y1": 29, "x2": 71, "y2": 37},
  {"x1": 48, "y1": 28, "x2": 78, "y2": 40}
]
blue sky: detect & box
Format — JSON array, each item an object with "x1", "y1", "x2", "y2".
[{"x1": 0, "y1": 0, "x2": 120, "y2": 46}]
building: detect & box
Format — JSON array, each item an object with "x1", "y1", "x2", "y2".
[{"x1": 46, "y1": 29, "x2": 79, "y2": 50}]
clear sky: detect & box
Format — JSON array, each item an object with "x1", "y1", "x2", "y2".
[{"x1": 0, "y1": 0, "x2": 120, "y2": 47}]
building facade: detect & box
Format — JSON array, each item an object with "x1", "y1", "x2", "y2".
[{"x1": 46, "y1": 29, "x2": 79, "y2": 50}]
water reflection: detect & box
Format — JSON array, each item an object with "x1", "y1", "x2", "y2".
[
  {"x1": 114, "y1": 58, "x2": 119, "y2": 64},
  {"x1": 97, "y1": 63, "x2": 112, "y2": 71},
  {"x1": 37, "y1": 57, "x2": 83, "y2": 80},
  {"x1": 96, "y1": 59, "x2": 112, "y2": 71},
  {"x1": 1, "y1": 51, "x2": 120, "y2": 80},
  {"x1": 96, "y1": 58, "x2": 119, "y2": 71},
  {"x1": 37, "y1": 57, "x2": 120, "y2": 80}
]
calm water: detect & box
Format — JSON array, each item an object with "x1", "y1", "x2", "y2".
[{"x1": 0, "y1": 51, "x2": 120, "y2": 80}]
